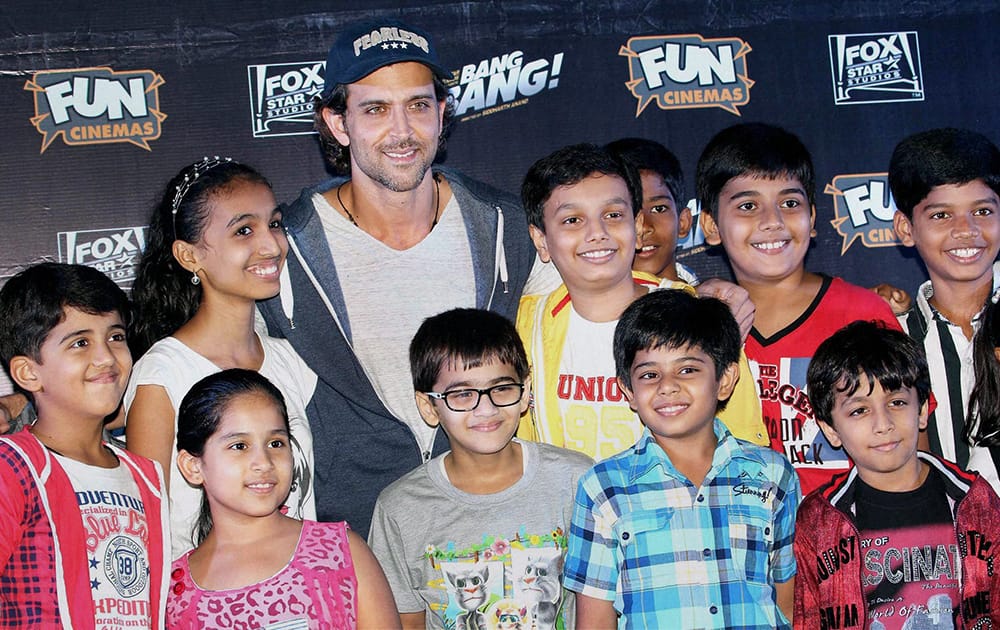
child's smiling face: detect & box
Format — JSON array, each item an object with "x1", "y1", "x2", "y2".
[{"x1": 702, "y1": 173, "x2": 814, "y2": 286}]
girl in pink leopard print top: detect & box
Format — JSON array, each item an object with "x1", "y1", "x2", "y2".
[{"x1": 165, "y1": 369, "x2": 399, "y2": 629}]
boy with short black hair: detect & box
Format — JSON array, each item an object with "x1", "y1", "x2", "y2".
[
  {"x1": 697, "y1": 122, "x2": 901, "y2": 495},
  {"x1": 605, "y1": 137, "x2": 696, "y2": 283},
  {"x1": 564, "y1": 289, "x2": 800, "y2": 628},
  {"x1": 794, "y1": 320, "x2": 1000, "y2": 629},
  {"x1": 890, "y1": 127, "x2": 1000, "y2": 491},
  {"x1": 0, "y1": 262, "x2": 169, "y2": 628},
  {"x1": 518, "y1": 143, "x2": 767, "y2": 462},
  {"x1": 368, "y1": 308, "x2": 593, "y2": 629}
]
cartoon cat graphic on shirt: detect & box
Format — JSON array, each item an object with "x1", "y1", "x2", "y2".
[
  {"x1": 515, "y1": 553, "x2": 563, "y2": 630},
  {"x1": 444, "y1": 563, "x2": 490, "y2": 630}
]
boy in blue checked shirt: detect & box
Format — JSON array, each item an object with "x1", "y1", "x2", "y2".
[{"x1": 563, "y1": 289, "x2": 800, "y2": 628}]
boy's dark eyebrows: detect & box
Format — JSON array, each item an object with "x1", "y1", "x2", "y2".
[
  {"x1": 631, "y1": 355, "x2": 707, "y2": 371},
  {"x1": 835, "y1": 391, "x2": 867, "y2": 406},
  {"x1": 58, "y1": 328, "x2": 94, "y2": 344},
  {"x1": 554, "y1": 196, "x2": 630, "y2": 213},
  {"x1": 921, "y1": 197, "x2": 999, "y2": 211},
  {"x1": 780, "y1": 186, "x2": 808, "y2": 197},
  {"x1": 645, "y1": 193, "x2": 675, "y2": 204},
  {"x1": 727, "y1": 187, "x2": 806, "y2": 201},
  {"x1": 56, "y1": 321, "x2": 121, "y2": 343},
  {"x1": 435, "y1": 374, "x2": 518, "y2": 392},
  {"x1": 725, "y1": 189, "x2": 760, "y2": 201}
]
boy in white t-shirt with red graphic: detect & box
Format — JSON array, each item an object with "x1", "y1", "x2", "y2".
[
  {"x1": 516, "y1": 143, "x2": 768, "y2": 461},
  {"x1": 0, "y1": 263, "x2": 169, "y2": 629}
]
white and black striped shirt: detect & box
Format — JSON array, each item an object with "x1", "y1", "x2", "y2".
[{"x1": 898, "y1": 261, "x2": 1000, "y2": 493}]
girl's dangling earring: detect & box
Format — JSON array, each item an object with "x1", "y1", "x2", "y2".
[{"x1": 191, "y1": 272, "x2": 201, "y2": 286}]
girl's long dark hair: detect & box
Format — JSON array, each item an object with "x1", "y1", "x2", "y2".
[
  {"x1": 128, "y1": 160, "x2": 270, "y2": 358},
  {"x1": 967, "y1": 295, "x2": 1000, "y2": 447}
]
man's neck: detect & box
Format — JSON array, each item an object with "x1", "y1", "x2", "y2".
[{"x1": 337, "y1": 171, "x2": 449, "y2": 250}]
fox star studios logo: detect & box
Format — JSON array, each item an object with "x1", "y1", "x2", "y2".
[
  {"x1": 58, "y1": 226, "x2": 147, "y2": 288},
  {"x1": 829, "y1": 32, "x2": 924, "y2": 105},
  {"x1": 25, "y1": 67, "x2": 166, "y2": 153},
  {"x1": 247, "y1": 61, "x2": 325, "y2": 138},
  {"x1": 620, "y1": 33, "x2": 753, "y2": 116},
  {"x1": 448, "y1": 50, "x2": 564, "y2": 122},
  {"x1": 824, "y1": 173, "x2": 900, "y2": 254}
]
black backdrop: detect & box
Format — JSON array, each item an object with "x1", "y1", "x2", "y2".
[{"x1": 3, "y1": 0, "x2": 999, "y2": 294}]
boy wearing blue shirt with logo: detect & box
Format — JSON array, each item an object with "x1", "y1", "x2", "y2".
[{"x1": 563, "y1": 289, "x2": 800, "y2": 628}]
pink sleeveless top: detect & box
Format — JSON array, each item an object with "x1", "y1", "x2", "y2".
[{"x1": 166, "y1": 520, "x2": 357, "y2": 629}]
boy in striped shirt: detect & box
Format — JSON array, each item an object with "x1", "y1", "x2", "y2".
[{"x1": 890, "y1": 128, "x2": 1000, "y2": 491}]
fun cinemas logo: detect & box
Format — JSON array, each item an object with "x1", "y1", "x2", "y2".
[
  {"x1": 829, "y1": 31, "x2": 924, "y2": 105},
  {"x1": 824, "y1": 173, "x2": 900, "y2": 254},
  {"x1": 25, "y1": 67, "x2": 166, "y2": 153},
  {"x1": 247, "y1": 61, "x2": 324, "y2": 138},
  {"x1": 620, "y1": 33, "x2": 753, "y2": 116},
  {"x1": 58, "y1": 226, "x2": 147, "y2": 288},
  {"x1": 448, "y1": 49, "x2": 565, "y2": 122}
]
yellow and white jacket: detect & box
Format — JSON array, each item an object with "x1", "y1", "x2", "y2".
[{"x1": 516, "y1": 271, "x2": 768, "y2": 457}]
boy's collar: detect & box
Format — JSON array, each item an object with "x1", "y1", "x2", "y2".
[
  {"x1": 827, "y1": 450, "x2": 975, "y2": 514},
  {"x1": 628, "y1": 420, "x2": 764, "y2": 483},
  {"x1": 915, "y1": 260, "x2": 1000, "y2": 324},
  {"x1": 549, "y1": 271, "x2": 683, "y2": 318}
]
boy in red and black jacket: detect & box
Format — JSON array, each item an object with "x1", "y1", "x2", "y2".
[{"x1": 794, "y1": 320, "x2": 999, "y2": 629}]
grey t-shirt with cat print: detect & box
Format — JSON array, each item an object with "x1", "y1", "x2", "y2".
[{"x1": 369, "y1": 439, "x2": 593, "y2": 630}]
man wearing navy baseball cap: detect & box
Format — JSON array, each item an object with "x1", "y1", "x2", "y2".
[{"x1": 257, "y1": 17, "x2": 559, "y2": 538}]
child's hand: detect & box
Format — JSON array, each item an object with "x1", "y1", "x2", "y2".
[
  {"x1": 696, "y1": 278, "x2": 756, "y2": 341},
  {"x1": 0, "y1": 393, "x2": 29, "y2": 434},
  {"x1": 870, "y1": 283, "x2": 912, "y2": 315}
]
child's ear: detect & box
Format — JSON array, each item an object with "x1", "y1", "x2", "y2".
[
  {"x1": 677, "y1": 204, "x2": 693, "y2": 240},
  {"x1": 617, "y1": 376, "x2": 637, "y2": 413},
  {"x1": 918, "y1": 399, "x2": 930, "y2": 432},
  {"x1": 809, "y1": 204, "x2": 817, "y2": 237},
  {"x1": 817, "y1": 418, "x2": 843, "y2": 449},
  {"x1": 700, "y1": 211, "x2": 722, "y2": 246},
  {"x1": 176, "y1": 450, "x2": 204, "y2": 486},
  {"x1": 9, "y1": 356, "x2": 43, "y2": 394},
  {"x1": 528, "y1": 225, "x2": 551, "y2": 263},
  {"x1": 414, "y1": 392, "x2": 441, "y2": 428},
  {"x1": 633, "y1": 211, "x2": 646, "y2": 249},
  {"x1": 893, "y1": 211, "x2": 916, "y2": 247},
  {"x1": 171, "y1": 240, "x2": 201, "y2": 274},
  {"x1": 716, "y1": 362, "x2": 740, "y2": 401}
]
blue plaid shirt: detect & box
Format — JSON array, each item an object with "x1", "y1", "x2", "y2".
[{"x1": 563, "y1": 420, "x2": 800, "y2": 629}]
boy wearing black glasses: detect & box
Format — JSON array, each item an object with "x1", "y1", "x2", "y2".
[{"x1": 368, "y1": 307, "x2": 593, "y2": 630}]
